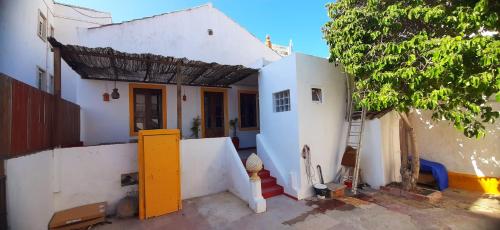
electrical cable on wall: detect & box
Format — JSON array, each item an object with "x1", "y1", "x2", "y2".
[{"x1": 302, "y1": 145, "x2": 315, "y2": 185}]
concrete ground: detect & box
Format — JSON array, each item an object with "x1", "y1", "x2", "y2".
[{"x1": 95, "y1": 189, "x2": 499, "y2": 230}]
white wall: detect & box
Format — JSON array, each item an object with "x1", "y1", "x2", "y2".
[
  {"x1": 5, "y1": 137, "x2": 252, "y2": 230},
  {"x1": 52, "y1": 144, "x2": 137, "y2": 213},
  {"x1": 79, "y1": 4, "x2": 280, "y2": 67},
  {"x1": 258, "y1": 54, "x2": 301, "y2": 197},
  {"x1": 181, "y1": 138, "x2": 229, "y2": 198},
  {"x1": 411, "y1": 104, "x2": 500, "y2": 177},
  {"x1": 295, "y1": 53, "x2": 347, "y2": 198},
  {"x1": 53, "y1": 3, "x2": 111, "y2": 102},
  {"x1": 257, "y1": 53, "x2": 348, "y2": 199},
  {"x1": 0, "y1": 1, "x2": 111, "y2": 103},
  {"x1": 78, "y1": 79, "x2": 259, "y2": 147},
  {"x1": 0, "y1": 0, "x2": 55, "y2": 90},
  {"x1": 359, "y1": 111, "x2": 402, "y2": 189},
  {"x1": 5, "y1": 150, "x2": 54, "y2": 230}
]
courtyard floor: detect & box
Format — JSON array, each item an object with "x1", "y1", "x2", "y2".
[{"x1": 95, "y1": 188, "x2": 499, "y2": 230}]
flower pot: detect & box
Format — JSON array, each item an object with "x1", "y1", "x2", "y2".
[{"x1": 231, "y1": 137, "x2": 240, "y2": 150}]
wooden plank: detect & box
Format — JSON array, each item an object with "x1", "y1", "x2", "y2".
[
  {"x1": 176, "y1": 64, "x2": 182, "y2": 136},
  {"x1": 0, "y1": 75, "x2": 12, "y2": 158},
  {"x1": 53, "y1": 47, "x2": 61, "y2": 147},
  {"x1": 10, "y1": 81, "x2": 29, "y2": 155}
]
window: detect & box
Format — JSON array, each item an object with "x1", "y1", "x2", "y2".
[
  {"x1": 37, "y1": 10, "x2": 47, "y2": 41},
  {"x1": 129, "y1": 84, "x2": 167, "y2": 136},
  {"x1": 50, "y1": 25, "x2": 54, "y2": 38},
  {"x1": 312, "y1": 88, "x2": 322, "y2": 103},
  {"x1": 273, "y1": 90, "x2": 290, "y2": 112},
  {"x1": 48, "y1": 74, "x2": 54, "y2": 93},
  {"x1": 239, "y1": 91, "x2": 258, "y2": 130},
  {"x1": 37, "y1": 67, "x2": 47, "y2": 91}
]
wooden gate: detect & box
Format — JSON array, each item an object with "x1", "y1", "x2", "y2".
[{"x1": 138, "y1": 129, "x2": 181, "y2": 219}]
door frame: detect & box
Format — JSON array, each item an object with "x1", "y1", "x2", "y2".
[{"x1": 200, "y1": 87, "x2": 229, "y2": 138}]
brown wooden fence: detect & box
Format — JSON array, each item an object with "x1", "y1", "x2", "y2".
[{"x1": 0, "y1": 73, "x2": 81, "y2": 159}]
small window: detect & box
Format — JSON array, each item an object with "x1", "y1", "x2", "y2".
[
  {"x1": 37, "y1": 67, "x2": 47, "y2": 91},
  {"x1": 312, "y1": 88, "x2": 322, "y2": 103},
  {"x1": 37, "y1": 10, "x2": 47, "y2": 41},
  {"x1": 239, "y1": 91, "x2": 258, "y2": 130},
  {"x1": 48, "y1": 74, "x2": 54, "y2": 94},
  {"x1": 50, "y1": 25, "x2": 54, "y2": 38},
  {"x1": 273, "y1": 90, "x2": 290, "y2": 112}
]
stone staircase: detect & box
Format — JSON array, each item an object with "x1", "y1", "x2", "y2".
[{"x1": 242, "y1": 158, "x2": 284, "y2": 199}]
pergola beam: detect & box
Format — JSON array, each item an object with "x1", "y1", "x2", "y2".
[{"x1": 176, "y1": 64, "x2": 182, "y2": 135}]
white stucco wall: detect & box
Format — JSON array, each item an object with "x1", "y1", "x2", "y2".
[
  {"x1": 359, "y1": 111, "x2": 402, "y2": 189},
  {"x1": 78, "y1": 79, "x2": 259, "y2": 147},
  {"x1": 5, "y1": 150, "x2": 54, "y2": 230},
  {"x1": 78, "y1": 4, "x2": 280, "y2": 67},
  {"x1": 295, "y1": 54, "x2": 347, "y2": 198},
  {"x1": 0, "y1": 0, "x2": 111, "y2": 103},
  {"x1": 5, "y1": 137, "x2": 251, "y2": 230},
  {"x1": 258, "y1": 53, "x2": 348, "y2": 199},
  {"x1": 411, "y1": 104, "x2": 500, "y2": 177},
  {"x1": 0, "y1": 0, "x2": 55, "y2": 90},
  {"x1": 258, "y1": 54, "x2": 301, "y2": 197},
  {"x1": 53, "y1": 3, "x2": 111, "y2": 103}
]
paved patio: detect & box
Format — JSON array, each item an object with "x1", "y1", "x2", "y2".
[{"x1": 95, "y1": 188, "x2": 499, "y2": 230}]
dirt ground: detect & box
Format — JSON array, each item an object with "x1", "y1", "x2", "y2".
[{"x1": 94, "y1": 188, "x2": 500, "y2": 230}]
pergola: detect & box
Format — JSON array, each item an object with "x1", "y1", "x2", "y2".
[{"x1": 48, "y1": 37, "x2": 259, "y2": 134}]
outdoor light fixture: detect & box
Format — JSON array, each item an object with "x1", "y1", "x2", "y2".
[
  {"x1": 111, "y1": 81, "x2": 120, "y2": 99},
  {"x1": 183, "y1": 94, "x2": 187, "y2": 101}
]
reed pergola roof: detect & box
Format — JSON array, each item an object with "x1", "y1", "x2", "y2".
[{"x1": 48, "y1": 37, "x2": 258, "y2": 88}]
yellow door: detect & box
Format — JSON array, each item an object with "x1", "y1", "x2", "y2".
[{"x1": 138, "y1": 129, "x2": 180, "y2": 219}]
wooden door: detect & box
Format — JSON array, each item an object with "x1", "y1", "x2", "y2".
[
  {"x1": 204, "y1": 92, "x2": 225, "y2": 137},
  {"x1": 138, "y1": 130, "x2": 180, "y2": 220}
]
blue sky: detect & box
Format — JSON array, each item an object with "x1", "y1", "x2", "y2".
[{"x1": 56, "y1": 0, "x2": 332, "y2": 58}]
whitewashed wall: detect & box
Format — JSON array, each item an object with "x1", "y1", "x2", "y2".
[
  {"x1": 258, "y1": 54, "x2": 301, "y2": 197},
  {"x1": 5, "y1": 150, "x2": 55, "y2": 230},
  {"x1": 53, "y1": 3, "x2": 111, "y2": 102},
  {"x1": 295, "y1": 54, "x2": 347, "y2": 198},
  {"x1": 359, "y1": 112, "x2": 402, "y2": 189},
  {"x1": 0, "y1": 1, "x2": 111, "y2": 103},
  {"x1": 78, "y1": 79, "x2": 259, "y2": 147},
  {"x1": 5, "y1": 137, "x2": 251, "y2": 230},
  {"x1": 79, "y1": 4, "x2": 280, "y2": 67},
  {"x1": 0, "y1": 0, "x2": 55, "y2": 90},
  {"x1": 258, "y1": 53, "x2": 348, "y2": 199},
  {"x1": 411, "y1": 104, "x2": 500, "y2": 177}
]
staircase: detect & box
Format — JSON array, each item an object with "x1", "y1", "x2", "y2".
[{"x1": 242, "y1": 158, "x2": 284, "y2": 199}]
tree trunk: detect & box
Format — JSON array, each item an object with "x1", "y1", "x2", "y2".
[{"x1": 399, "y1": 112, "x2": 420, "y2": 191}]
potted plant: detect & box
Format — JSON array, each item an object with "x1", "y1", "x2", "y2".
[
  {"x1": 190, "y1": 116, "x2": 201, "y2": 139},
  {"x1": 229, "y1": 118, "x2": 239, "y2": 149}
]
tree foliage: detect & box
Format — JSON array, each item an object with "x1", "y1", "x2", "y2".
[{"x1": 323, "y1": 0, "x2": 499, "y2": 138}]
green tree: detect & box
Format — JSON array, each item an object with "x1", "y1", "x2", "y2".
[{"x1": 323, "y1": 0, "x2": 499, "y2": 191}]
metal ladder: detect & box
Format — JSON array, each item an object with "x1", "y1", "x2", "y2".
[{"x1": 344, "y1": 75, "x2": 366, "y2": 195}]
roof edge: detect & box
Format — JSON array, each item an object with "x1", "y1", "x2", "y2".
[{"x1": 54, "y1": 2, "x2": 111, "y2": 15}]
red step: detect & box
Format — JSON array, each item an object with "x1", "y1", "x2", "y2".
[
  {"x1": 241, "y1": 156, "x2": 283, "y2": 199},
  {"x1": 261, "y1": 177, "x2": 277, "y2": 188},
  {"x1": 262, "y1": 185, "x2": 284, "y2": 199}
]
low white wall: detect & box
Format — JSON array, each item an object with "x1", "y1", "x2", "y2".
[
  {"x1": 411, "y1": 106, "x2": 500, "y2": 177},
  {"x1": 181, "y1": 138, "x2": 229, "y2": 199},
  {"x1": 6, "y1": 137, "x2": 252, "y2": 230},
  {"x1": 5, "y1": 150, "x2": 54, "y2": 230},
  {"x1": 52, "y1": 144, "x2": 138, "y2": 213}
]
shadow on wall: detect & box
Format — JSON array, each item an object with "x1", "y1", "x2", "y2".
[{"x1": 410, "y1": 108, "x2": 500, "y2": 178}]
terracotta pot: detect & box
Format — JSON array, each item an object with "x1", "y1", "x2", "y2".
[{"x1": 231, "y1": 137, "x2": 240, "y2": 150}]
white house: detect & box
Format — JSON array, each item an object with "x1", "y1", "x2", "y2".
[{"x1": 1, "y1": 1, "x2": 498, "y2": 230}]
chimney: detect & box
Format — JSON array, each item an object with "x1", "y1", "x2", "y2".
[{"x1": 265, "y1": 35, "x2": 272, "y2": 48}]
